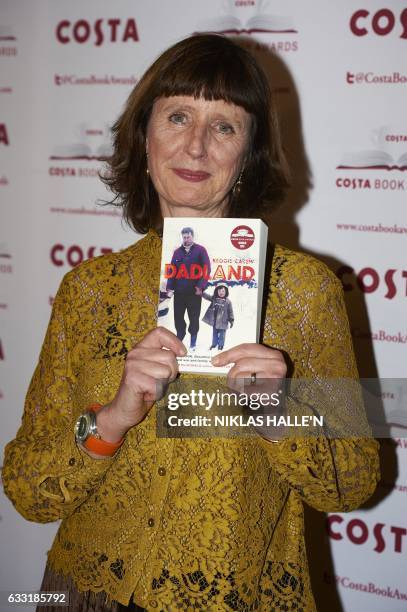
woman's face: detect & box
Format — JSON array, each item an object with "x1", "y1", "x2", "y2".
[{"x1": 146, "y1": 95, "x2": 251, "y2": 218}]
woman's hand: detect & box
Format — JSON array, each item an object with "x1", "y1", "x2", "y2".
[
  {"x1": 211, "y1": 342, "x2": 287, "y2": 401},
  {"x1": 96, "y1": 327, "x2": 186, "y2": 443},
  {"x1": 212, "y1": 342, "x2": 286, "y2": 383}
]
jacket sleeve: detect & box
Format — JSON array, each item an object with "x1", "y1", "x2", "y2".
[
  {"x1": 165, "y1": 249, "x2": 178, "y2": 291},
  {"x1": 2, "y1": 272, "x2": 116, "y2": 523},
  {"x1": 259, "y1": 272, "x2": 380, "y2": 512},
  {"x1": 227, "y1": 299, "x2": 234, "y2": 323}
]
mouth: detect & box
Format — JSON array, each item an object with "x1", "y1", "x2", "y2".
[{"x1": 172, "y1": 168, "x2": 211, "y2": 182}]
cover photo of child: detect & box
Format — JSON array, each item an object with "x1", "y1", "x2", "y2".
[{"x1": 202, "y1": 285, "x2": 234, "y2": 351}]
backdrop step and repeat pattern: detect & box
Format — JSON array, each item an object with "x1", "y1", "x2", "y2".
[{"x1": 0, "y1": 1, "x2": 406, "y2": 611}]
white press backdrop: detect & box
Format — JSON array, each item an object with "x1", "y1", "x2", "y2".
[{"x1": 0, "y1": 1, "x2": 406, "y2": 610}]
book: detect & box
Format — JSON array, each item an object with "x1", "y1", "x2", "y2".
[
  {"x1": 0, "y1": 26, "x2": 16, "y2": 41},
  {"x1": 337, "y1": 150, "x2": 407, "y2": 171},
  {"x1": 158, "y1": 217, "x2": 268, "y2": 374},
  {"x1": 49, "y1": 123, "x2": 113, "y2": 161},
  {"x1": 49, "y1": 142, "x2": 112, "y2": 161},
  {"x1": 196, "y1": 14, "x2": 297, "y2": 35}
]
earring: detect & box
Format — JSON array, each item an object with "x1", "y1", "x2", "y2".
[
  {"x1": 146, "y1": 151, "x2": 149, "y2": 176},
  {"x1": 232, "y1": 170, "x2": 243, "y2": 196}
]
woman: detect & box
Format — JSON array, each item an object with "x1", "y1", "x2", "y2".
[{"x1": 3, "y1": 34, "x2": 379, "y2": 611}]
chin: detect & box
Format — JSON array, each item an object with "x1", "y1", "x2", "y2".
[{"x1": 168, "y1": 193, "x2": 212, "y2": 210}]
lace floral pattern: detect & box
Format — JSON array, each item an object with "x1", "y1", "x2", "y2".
[{"x1": 3, "y1": 230, "x2": 379, "y2": 610}]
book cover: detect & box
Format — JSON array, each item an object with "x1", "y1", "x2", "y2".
[{"x1": 158, "y1": 217, "x2": 268, "y2": 374}]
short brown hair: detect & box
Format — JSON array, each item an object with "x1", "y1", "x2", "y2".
[{"x1": 101, "y1": 34, "x2": 289, "y2": 234}]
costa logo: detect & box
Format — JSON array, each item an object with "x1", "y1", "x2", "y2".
[
  {"x1": 0, "y1": 124, "x2": 9, "y2": 145},
  {"x1": 350, "y1": 8, "x2": 407, "y2": 38},
  {"x1": 55, "y1": 18, "x2": 139, "y2": 45},
  {"x1": 337, "y1": 266, "x2": 407, "y2": 299},
  {"x1": 336, "y1": 177, "x2": 406, "y2": 191},
  {"x1": 50, "y1": 244, "x2": 113, "y2": 268},
  {"x1": 327, "y1": 515, "x2": 406, "y2": 553}
]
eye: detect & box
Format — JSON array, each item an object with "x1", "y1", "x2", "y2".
[
  {"x1": 216, "y1": 122, "x2": 235, "y2": 135},
  {"x1": 169, "y1": 112, "x2": 187, "y2": 125}
]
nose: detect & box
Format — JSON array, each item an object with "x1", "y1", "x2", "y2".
[{"x1": 185, "y1": 123, "x2": 208, "y2": 159}]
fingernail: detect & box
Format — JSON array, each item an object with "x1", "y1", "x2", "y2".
[
  {"x1": 211, "y1": 356, "x2": 220, "y2": 365},
  {"x1": 180, "y1": 345, "x2": 187, "y2": 356}
]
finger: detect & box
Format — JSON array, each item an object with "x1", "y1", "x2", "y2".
[
  {"x1": 212, "y1": 343, "x2": 276, "y2": 366},
  {"x1": 135, "y1": 327, "x2": 187, "y2": 356},
  {"x1": 226, "y1": 369, "x2": 283, "y2": 395},
  {"x1": 125, "y1": 358, "x2": 175, "y2": 384},
  {"x1": 116, "y1": 371, "x2": 162, "y2": 408},
  {"x1": 123, "y1": 370, "x2": 169, "y2": 405},
  {"x1": 227, "y1": 357, "x2": 286, "y2": 380},
  {"x1": 227, "y1": 365, "x2": 270, "y2": 393},
  {"x1": 126, "y1": 348, "x2": 179, "y2": 381},
  {"x1": 227, "y1": 359, "x2": 271, "y2": 381},
  {"x1": 212, "y1": 343, "x2": 283, "y2": 366}
]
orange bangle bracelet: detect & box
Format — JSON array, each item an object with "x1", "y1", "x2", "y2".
[{"x1": 83, "y1": 403, "x2": 124, "y2": 456}]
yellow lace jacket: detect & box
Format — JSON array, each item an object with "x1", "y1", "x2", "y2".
[{"x1": 3, "y1": 229, "x2": 379, "y2": 611}]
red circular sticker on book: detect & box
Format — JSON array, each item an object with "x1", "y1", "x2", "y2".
[{"x1": 230, "y1": 225, "x2": 255, "y2": 250}]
